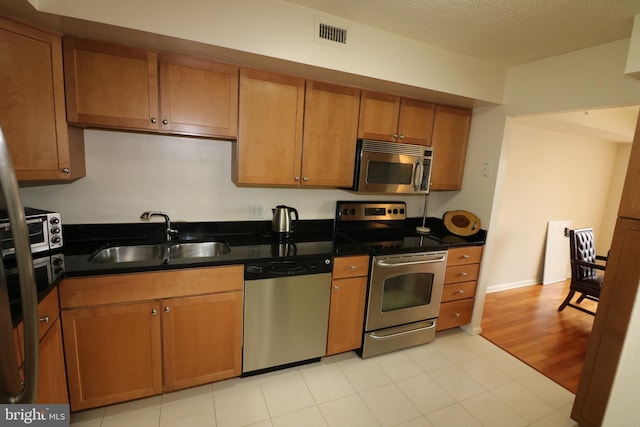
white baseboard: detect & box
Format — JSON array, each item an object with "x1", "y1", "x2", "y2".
[{"x1": 486, "y1": 279, "x2": 539, "y2": 294}]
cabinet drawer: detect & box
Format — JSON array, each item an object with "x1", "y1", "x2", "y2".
[
  {"x1": 437, "y1": 299, "x2": 474, "y2": 331},
  {"x1": 444, "y1": 263, "x2": 480, "y2": 284},
  {"x1": 447, "y1": 246, "x2": 483, "y2": 266},
  {"x1": 441, "y1": 281, "x2": 477, "y2": 303},
  {"x1": 37, "y1": 288, "x2": 60, "y2": 340},
  {"x1": 333, "y1": 255, "x2": 370, "y2": 279}
]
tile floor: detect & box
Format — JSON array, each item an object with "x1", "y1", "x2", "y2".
[{"x1": 69, "y1": 329, "x2": 579, "y2": 427}]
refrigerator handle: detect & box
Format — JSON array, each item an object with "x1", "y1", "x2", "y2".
[{"x1": 0, "y1": 128, "x2": 38, "y2": 404}]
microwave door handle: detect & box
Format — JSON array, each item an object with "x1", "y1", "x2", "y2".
[{"x1": 413, "y1": 161, "x2": 423, "y2": 192}]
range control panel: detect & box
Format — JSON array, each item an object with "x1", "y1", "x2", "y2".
[{"x1": 336, "y1": 201, "x2": 406, "y2": 222}]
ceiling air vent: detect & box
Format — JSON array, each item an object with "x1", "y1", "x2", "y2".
[{"x1": 316, "y1": 21, "x2": 348, "y2": 46}]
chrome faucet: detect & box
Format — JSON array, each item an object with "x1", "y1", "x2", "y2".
[{"x1": 140, "y1": 211, "x2": 179, "y2": 241}]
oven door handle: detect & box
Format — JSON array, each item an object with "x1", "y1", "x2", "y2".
[
  {"x1": 369, "y1": 320, "x2": 436, "y2": 339},
  {"x1": 375, "y1": 255, "x2": 446, "y2": 267}
]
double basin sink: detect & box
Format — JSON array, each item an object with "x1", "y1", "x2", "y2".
[{"x1": 90, "y1": 241, "x2": 231, "y2": 264}]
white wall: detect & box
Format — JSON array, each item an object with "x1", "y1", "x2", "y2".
[
  {"x1": 19, "y1": 130, "x2": 421, "y2": 224},
  {"x1": 484, "y1": 121, "x2": 625, "y2": 293}
]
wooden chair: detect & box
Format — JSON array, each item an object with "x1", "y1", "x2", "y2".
[{"x1": 558, "y1": 228, "x2": 607, "y2": 315}]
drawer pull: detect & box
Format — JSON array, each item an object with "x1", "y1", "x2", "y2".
[
  {"x1": 333, "y1": 285, "x2": 340, "y2": 290},
  {"x1": 463, "y1": 254, "x2": 470, "y2": 259},
  {"x1": 457, "y1": 289, "x2": 464, "y2": 294},
  {"x1": 460, "y1": 272, "x2": 468, "y2": 277},
  {"x1": 164, "y1": 307, "x2": 171, "y2": 313},
  {"x1": 454, "y1": 312, "x2": 461, "y2": 318},
  {"x1": 151, "y1": 309, "x2": 158, "y2": 315},
  {"x1": 350, "y1": 265, "x2": 356, "y2": 270},
  {"x1": 39, "y1": 316, "x2": 50, "y2": 324}
]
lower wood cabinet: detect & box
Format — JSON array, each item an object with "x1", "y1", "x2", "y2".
[
  {"x1": 327, "y1": 255, "x2": 369, "y2": 355},
  {"x1": 59, "y1": 265, "x2": 243, "y2": 411},
  {"x1": 15, "y1": 287, "x2": 69, "y2": 404},
  {"x1": 437, "y1": 245, "x2": 483, "y2": 331}
]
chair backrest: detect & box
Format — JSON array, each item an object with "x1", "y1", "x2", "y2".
[{"x1": 569, "y1": 228, "x2": 598, "y2": 280}]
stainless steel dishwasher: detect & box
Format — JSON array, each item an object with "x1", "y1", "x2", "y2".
[{"x1": 242, "y1": 257, "x2": 332, "y2": 376}]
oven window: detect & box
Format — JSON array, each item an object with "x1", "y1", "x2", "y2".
[
  {"x1": 367, "y1": 161, "x2": 413, "y2": 185},
  {"x1": 381, "y1": 272, "x2": 434, "y2": 312}
]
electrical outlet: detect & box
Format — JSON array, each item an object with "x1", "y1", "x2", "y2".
[
  {"x1": 482, "y1": 161, "x2": 491, "y2": 177},
  {"x1": 249, "y1": 204, "x2": 263, "y2": 219}
]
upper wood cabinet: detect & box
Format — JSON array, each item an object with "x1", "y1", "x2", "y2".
[
  {"x1": 234, "y1": 68, "x2": 305, "y2": 186},
  {"x1": 430, "y1": 105, "x2": 472, "y2": 191},
  {"x1": 63, "y1": 38, "x2": 238, "y2": 139},
  {"x1": 301, "y1": 81, "x2": 360, "y2": 187},
  {"x1": 0, "y1": 16, "x2": 85, "y2": 181},
  {"x1": 358, "y1": 91, "x2": 435, "y2": 145},
  {"x1": 618, "y1": 113, "x2": 640, "y2": 220}
]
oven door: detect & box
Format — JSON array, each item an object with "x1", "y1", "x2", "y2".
[{"x1": 365, "y1": 251, "x2": 447, "y2": 332}]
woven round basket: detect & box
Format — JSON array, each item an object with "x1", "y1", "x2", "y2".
[{"x1": 443, "y1": 210, "x2": 481, "y2": 236}]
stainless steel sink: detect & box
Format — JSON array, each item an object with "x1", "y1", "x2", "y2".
[
  {"x1": 168, "y1": 242, "x2": 230, "y2": 259},
  {"x1": 90, "y1": 241, "x2": 231, "y2": 263}
]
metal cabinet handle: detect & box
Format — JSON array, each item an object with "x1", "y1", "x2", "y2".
[
  {"x1": 39, "y1": 316, "x2": 50, "y2": 323},
  {"x1": 151, "y1": 118, "x2": 157, "y2": 124},
  {"x1": 350, "y1": 265, "x2": 356, "y2": 270},
  {"x1": 457, "y1": 289, "x2": 464, "y2": 294},
  {"x1": 295, "y1": 176, "x2": 300, "y2": 181},
  {"x1": 62, "y1": 168, "x2": 70, "y2": 174},
  {"x1": 460, "y1": 272, "x2": 468, "y2": 277},
  {"x1": 333, "y1": 285, "x2": 339, "y2": 290},
  {"x1": 151, "y1": 309, "x2": 158, "y2": 315},
  {"x1": 393, "y1": 133, "x2": 399, "y2": 138},
  {"x1": 162, "y1": 119, "x2": 169, "y2": 125},
  {"x1": 454, "y1": 312, "x2": 461, "y2": 318},
  {"x1": 398, "y1": 135, "x2": 404, "y2": 139},
  {"x1": 463, "y1": 254, "x2": 470, "y2": 259},
  {"x1": 164, "y1": 307, "x2": 171, "y2": 313}
]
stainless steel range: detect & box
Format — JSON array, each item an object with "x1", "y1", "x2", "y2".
[{"x1": 335, "y1": 201, "x2": 447, "y2": 358}]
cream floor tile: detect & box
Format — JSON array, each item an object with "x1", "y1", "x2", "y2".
[
  {"x1": 300, "y1": 362, "x2": 357, "y2": 403},
  {"x1": 395, "y1": 416, "x2": 435, "y2": 427},
  {"x1": 427, "y1": 365, "x2": 486, "y2": 401},
  {"x1": 403, "y1": 342, "x2": 453, "y2": 373},
  {"x1": 271, "y1": 406, "x2": 328, "y2": 427},
  {"x1": 258, "y1": 370, "x2": 316, "y2": 417},
  {"x1": 337, "y1": 356, "x2": 392, "y2": 392},
  {"x1": 372, "y1": 350, "x2": 424, "y2": 381},
  {"x1": 461, "y1": 391, "x2": 527, "y2": 427},
  {"x1": 528, "y1": 403, "x2": 580, "y2": 427},
  {"x1": 359, "y1": 383, "x2": 421, "y2": 427},
  {"x1": 490, "y1": 381, "x2": 556, "y2": 423},
  {"x1": 517, "y1": 372, "x2": 576, "y2": 409},
  {"x1": 456, "y1": 356, "x2": 513, "y2": 390},
  {"x1": 396, "y1": 373, "x2": 456, "y2": 415},
  {"x1": 69, "y1": 407, "x2": 105, "y2": 427},
  {"x1": 430, "y1": 331, "x2": 482, "y2": 363},
  {"x1": 319, "y1": 394, "x2": 381, "y2": 427},
  {"x1": 212, "y1": 377, "x2": 270, "y2": 427},
  {"x1": 462, "y1": 335, "x2": 503, "y2": 356},
  {"x1": 160, "y1": 384, "x2": 216, "y2": 427},
  {"x1": 246, "y1": 420, "x2": 273, "y2": 427},
  {"x1": 425, "y1": 403, "x2": 482, "y2": 427},
  {"x1": 101, "y1": 395, "x2": 162, "y2": 427},
  {"x1": 481, "y1": 348, "x2": 538, "y2": 379}
]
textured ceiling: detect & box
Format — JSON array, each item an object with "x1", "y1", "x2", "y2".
[{"x1": 286, "y1": 0, "x2": 640, "y2": 66}]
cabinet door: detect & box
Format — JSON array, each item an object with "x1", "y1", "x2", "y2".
[
  {"x1": 618, "y1": 113, "x2": 640, "y2": 219},
  {"x1": 430, "y1": 106, "x2": 472, "y2": 191},
  {"x1": 159, "y1": 55, "x2": 238, "y2": 138},
  {"x1": 326, "y1": 277, "x2": 367, "y2": 355},
  {"x1": 357, "y1": 91, "x2": 400, "y2": 142},
  {"x1": 234, "y1": 69, "x2": 305, "y2": 185},
  {"x1": 162, "y1": 291, "x2": 243, "y2": 392},
  {"x1": 61, "y1": 301, "x2": 162, "y2": 411},
  {"x1": 397, "y1": 99, "x2": 435, "y2": 146},
  {"x1": 0, "y1": 17, "x2": 84, "y2": 181},
  {"x1": 301, "y1": 81, "x2": 360, "y2": 187},
  {"x1": 36, "y1": 319, "x2": 68, "y2": 404},
  {"x1": 436, "y1": 299, "x2": 474, "y2": 331},
  {"x1": 63, "y1": 37, "x2": 159, "y2": 131}
]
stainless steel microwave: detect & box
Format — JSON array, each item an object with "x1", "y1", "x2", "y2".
[
  {"x1": 349, "y1": 139, "x2": 432, "y2": 194},
  {"x1": 0, "y1": 208, "x2": 63, "y2": 258}
]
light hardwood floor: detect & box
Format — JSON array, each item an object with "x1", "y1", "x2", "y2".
[{"x1": 481, "y1": 279, "x2": 597, "y2": 393}]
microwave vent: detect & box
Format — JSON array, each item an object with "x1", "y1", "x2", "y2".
[{"x1": 317, "y1": 22, "x2": 348, "y2": 45}]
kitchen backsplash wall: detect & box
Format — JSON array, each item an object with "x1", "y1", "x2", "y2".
[{"x1": 18, "y1": 129, "x2": 432, "y2": 224}]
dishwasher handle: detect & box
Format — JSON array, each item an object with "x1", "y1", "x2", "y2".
[{"x1": 375, "y1": 255, "x2": 446, "y2": 268}]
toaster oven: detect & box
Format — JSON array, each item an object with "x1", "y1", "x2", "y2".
[{"x1": 0, "y1": 208, "x2": 63, "y2": 258}]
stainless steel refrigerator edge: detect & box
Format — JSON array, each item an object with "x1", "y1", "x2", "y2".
[{"x1": 0, "y1": 127, "x2": 39, "y2": 403}]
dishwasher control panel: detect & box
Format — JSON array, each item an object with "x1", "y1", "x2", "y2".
[{"x1": 244, "y1": 258, "x2": 332, "y2": 280}]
